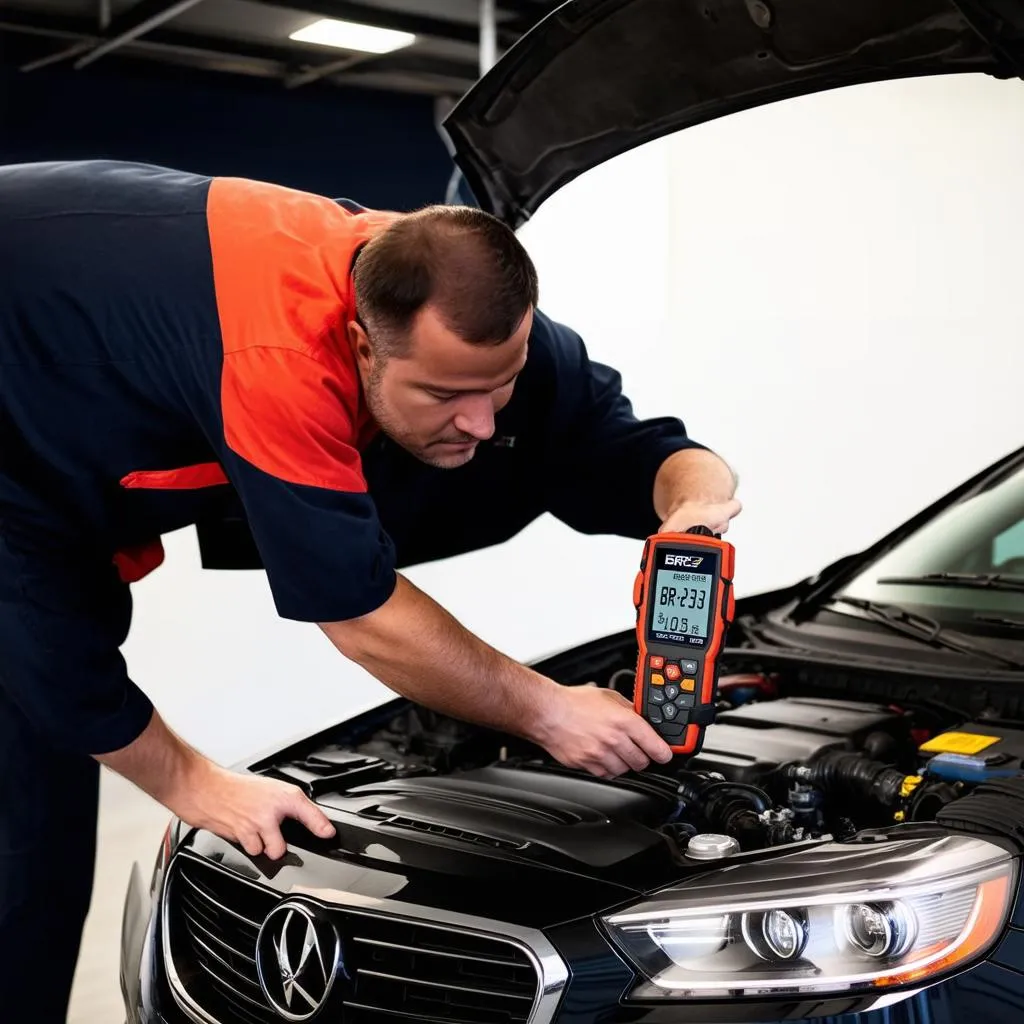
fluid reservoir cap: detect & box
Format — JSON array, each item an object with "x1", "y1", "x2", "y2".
[{"x1": 686, "y1": 833, "x2": 740, "y2": 860}]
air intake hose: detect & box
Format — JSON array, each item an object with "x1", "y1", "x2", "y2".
[
  {"x1": 676, "y1": 772, "x2": 792, "y2": 850},
  {"x1": 788, "y1": 752, "x2": 910, "y2": 807}
]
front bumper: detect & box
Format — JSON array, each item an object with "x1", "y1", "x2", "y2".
[
  {"x1": 121, "y1": 850, "x2": 1024, "y2": 1024},
  {"x1": 120, "y1": 860, "x2": 177, "y2": 1024}
]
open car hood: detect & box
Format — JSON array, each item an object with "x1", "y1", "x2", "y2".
[{"x1": 443, "y1": 0, "x2": 1024, "y2": 228}]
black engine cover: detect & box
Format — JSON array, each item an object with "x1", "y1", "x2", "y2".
[
  {"x1": 687, "y1": 697, "x2": 913, "y2": 783},
  {"x1": 263, "y1": 750, "x2": 687, "y2": 892}
]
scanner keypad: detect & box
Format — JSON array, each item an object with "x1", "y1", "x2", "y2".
[{"x1": 646, "y1": 656, "x2": 699, "y2": 729}]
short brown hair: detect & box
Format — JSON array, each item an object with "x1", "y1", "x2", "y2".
[{"x1": 352, "y1": 205, "x2": 538, "y2": 356}]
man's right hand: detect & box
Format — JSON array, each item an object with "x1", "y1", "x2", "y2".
[
  {"x1": 168, "y1": 761, "x2": 336, "y2": 859},
  {"x1": 529, "y1": 684, "x2": 673, "y2": 777},
  {"x1": 96, "y1": 711, "x2": 335, "y2": 860},
  {"x1": 324, "y1": 574, "x2": 677, "y2": 782}
]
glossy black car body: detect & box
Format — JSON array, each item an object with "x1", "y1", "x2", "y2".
[
  {"x1": 121, "y1": 2, "x2": 1024, "y2": 1022},
  {"x1": 122, "y1": 444, "x2": 1024, "y2": 1024}
]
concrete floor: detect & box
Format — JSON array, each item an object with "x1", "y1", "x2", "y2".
[{"x1": 68, "y1": 769, "x2": 171, "y2": 1024}]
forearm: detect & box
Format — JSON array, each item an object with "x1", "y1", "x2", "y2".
[
  {"x1": 654, "y1": 447, "x2": 738, "y2": 521},
  {"x1": 95, "y1": 705, "x2": 338, "y2": 858},
  {"x1": 94, "y1": 709, "x2": 209, "y2": 804},
  {"x1": 320, "y1": 574, "x2": 563, "y2": 745}
]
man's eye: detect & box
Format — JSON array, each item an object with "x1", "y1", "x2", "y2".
[{"x1": 428, "y1": 392, "x2": 457, "y2": 402}]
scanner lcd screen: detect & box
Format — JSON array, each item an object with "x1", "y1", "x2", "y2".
[{"x1": 650, "y1": 569, "x2": 712, "y2": 642}]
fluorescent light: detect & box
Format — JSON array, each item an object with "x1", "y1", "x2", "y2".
[{"x1": 289, "y1": 18, "x2": 416, "y2": 54}]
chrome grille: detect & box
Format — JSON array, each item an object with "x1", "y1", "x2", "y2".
[
  {"x1": 165, "y1": 854, "x2": 542, "y2": 1024},
  {"x1": 345, "y1": 914, "x2": 538, "y2": 1023},
  {"x1": 168, "y1": 855, "x2": 278, "y2": 1024}
]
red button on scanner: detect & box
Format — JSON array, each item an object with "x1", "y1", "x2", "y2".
[
  {"x1": 650, "y1": 656, "x2": 665, "y2": 670},
  {"x1": 665, "y1": 665, "x2": 681, "y2": 682}
]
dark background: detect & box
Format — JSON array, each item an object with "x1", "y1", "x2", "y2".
[{"x1": 0, "y1": 51, "x2": 455, "y2": 209}]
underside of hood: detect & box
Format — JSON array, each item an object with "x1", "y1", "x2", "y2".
[{"x1": 443, "y1": 0, "x2": 1024, "y2": 228}]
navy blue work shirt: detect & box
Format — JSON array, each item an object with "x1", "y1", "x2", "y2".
[{"x1": 0, "y1": 159, "x2": 706, "y2": 758}]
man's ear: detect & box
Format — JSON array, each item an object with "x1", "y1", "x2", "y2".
[{"x1": 347, "y1": 318, "x2": 374, "y2": 373}]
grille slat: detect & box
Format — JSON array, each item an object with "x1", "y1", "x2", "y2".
[
  {"x1": 181, "y1": 906, "x2": 257, "y2": 964},
  {"x1": 188, "y1": 928, "x2": 265, "y2": 996},
  {"x1": 179, "y1": 893, "x2": 260, "y2": 947},
  {"x1": 179, "y1": 869, "x2": 263, "y2": 929},
  {"x1": 353, "y1": 935, "x2": 522, "y2": 968},
  {"x1": 166, "y1": 854, "x2": 540, "y2": 1024},
  {"x1": 196, "y1": 959, "x2": 273, "y2": 1012},
  {"x1": 199, "y1": 964, "x2": 277, "y2": 1024},
  {"x1": 358, "y1": 968, "x2": 534, "y2": 1001},
  {"x1": 342, "y1": 1001, "x2": 499, "y2": 1023}
]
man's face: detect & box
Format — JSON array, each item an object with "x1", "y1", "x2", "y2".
[{"x1": 351, "y1": 304, "x2": 531, "y2": 469}]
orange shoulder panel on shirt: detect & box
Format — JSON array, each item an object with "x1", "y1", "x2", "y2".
[
  {"x1": 220, "y1": 345, "x2": 369, "y2": 492},
  {"x1": 205, "y1": 177, "x2": 397, "y2": 491}
]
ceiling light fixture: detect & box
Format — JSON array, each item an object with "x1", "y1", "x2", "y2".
[{"x1": 289, "y1": 18, "x2": 416, "y2": 54}]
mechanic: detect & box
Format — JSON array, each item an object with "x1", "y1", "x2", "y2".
[{"x1": 0, "y1": 158, "x2": 739, "y2": 1019}]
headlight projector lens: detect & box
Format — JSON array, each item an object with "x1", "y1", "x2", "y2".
[
  {"x1": 840, "y1": 901, "x2": 917, "y2": 959},
  {"x1": 742, "y1": 909, "x2": 809, "y2": 961},
  {"x1": 601, "y1": 834, "x2": 1015, "y2": 999}
]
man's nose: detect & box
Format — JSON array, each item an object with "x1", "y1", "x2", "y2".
[{"x1": 453, "y1": 395, "x2": 496, "y2": 441}]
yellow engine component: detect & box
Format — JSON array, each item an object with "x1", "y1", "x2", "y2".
[
  {"x1": 919, "y1": 731, "x2": 1001, "y2": 756},
  {"x1": 893, "y1": 774, "x2": 924, "y2": 822},
  {"x1": 900, "y1": 774, "x2": 923, "y2": 799}
]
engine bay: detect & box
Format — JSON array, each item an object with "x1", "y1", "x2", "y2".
[{"x1": 254, "y1": 644, "x2": 1024, "y2": 871}]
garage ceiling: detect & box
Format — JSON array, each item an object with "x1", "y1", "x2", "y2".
[{"x1": 0, "y1": 0, "x2": 558, "y2": 97}]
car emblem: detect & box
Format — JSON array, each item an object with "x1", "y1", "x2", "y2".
[{"x1": 255, "y1": 901, "x2": 343, "y2": 1021}]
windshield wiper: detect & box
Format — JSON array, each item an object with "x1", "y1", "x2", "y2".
[
  {"x1": 974, "y1": 614, "x2": 1024, "y2": 631},
  {"x1": 826, "y1": 596, "x2": 1024, "y2": 669},
  {"x1": 876, "y1": 572, "x2": 1024, "y2": 593}
]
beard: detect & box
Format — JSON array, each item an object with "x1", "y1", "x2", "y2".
[{"x1": 364, "y1": 365, "x2": 479, "y2": 470}]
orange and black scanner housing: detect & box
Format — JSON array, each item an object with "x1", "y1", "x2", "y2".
[{"x1": 632, "y1": 526, "x2": 736, "y2": 756}]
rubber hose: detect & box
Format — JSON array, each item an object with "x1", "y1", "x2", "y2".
[
  {"x1": 795, "y1": 752, "x2": 907, "y2": 806},
  {"x1": 696, "y1": 780, "x2": 773, "y2": 814},
  {"x1": 676, "y1": 771, "x2": 772, "y2": 809}
]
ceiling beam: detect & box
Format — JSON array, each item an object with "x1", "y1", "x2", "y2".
[
  {"x1": 73, "y1": 0, "x2": 208, "y2": 68},
  {"x1": 19, "y1": 39, "x2": 95, "y2": 72},
  {"x1": 0, "y1": 10, "x2": 479, "y2": 87},
  {"x1": 5, "y1": 0, "x2": 541, "y2": 77},
  {"x1": 284, "y1": 50, "x2": 374, "y2": 88},
  {"x1": 246, "y1": 0, "x2": 524, "y2": 48}
]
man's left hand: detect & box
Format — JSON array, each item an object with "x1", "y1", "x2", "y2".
[
  {"x1": 659, "y1": 498, "x2": 742, "y2": 536},
  {"x1": 653, "y1": 448, "x2": 742, "y2": 535}
]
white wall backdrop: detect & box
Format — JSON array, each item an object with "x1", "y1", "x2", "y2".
[
  {"x1": 122, "y1": 71, "x2": 1024, "y2": 768},
  {"x1": 661, "y1": 71, "x2": 1023, "y2": 594}
]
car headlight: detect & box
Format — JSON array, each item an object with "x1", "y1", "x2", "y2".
[{"x1": 601, "y1": 833, "x2": 1018, "y2": 999}]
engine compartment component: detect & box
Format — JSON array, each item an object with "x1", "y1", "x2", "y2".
[
  {"x1": 936, "y1": 776, "x2": 1024, "y2": 852},
  {"x1": 787, "y1": 752, "x2": 912, "y2": 808},
  {"x1": 688, "y1": 696, "x2": 915, "y2": 784},
  {"x1": 255, "y1": 653, "x2": 1024, "y2": 873},
  {"x1": 685, "y1": 833, "x2": 739, "y2": 860},
  {"x1": 920, "y1": 722, "x2": 1024, "y2": 782},
  {"x1": 669, "y1": 770, "x2": 804, "y2": 852}
]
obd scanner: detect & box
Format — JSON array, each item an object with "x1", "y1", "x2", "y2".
[{"x1": 632, "y1": 527, "x2": 736, "y2": 756}]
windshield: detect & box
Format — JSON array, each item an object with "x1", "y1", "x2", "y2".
[{"x1": 838, "y1": 462, "x2": 1024, "y2": 626}]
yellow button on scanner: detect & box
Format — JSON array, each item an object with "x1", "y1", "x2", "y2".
[
  {"x1": 651, "y1": 673, "x2": 665, "y2": 687},
  {"x1": 681, "y1": 678, "x2": 696, "y2": 693}
]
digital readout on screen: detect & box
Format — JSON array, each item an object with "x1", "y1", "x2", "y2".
[{"x1": 650, "y1": 569, "x2": 712, "y2": 640}]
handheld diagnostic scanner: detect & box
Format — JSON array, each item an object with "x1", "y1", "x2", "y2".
[{"x1": 632, "y1": 526, "x2": 736, "y2": 756}]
